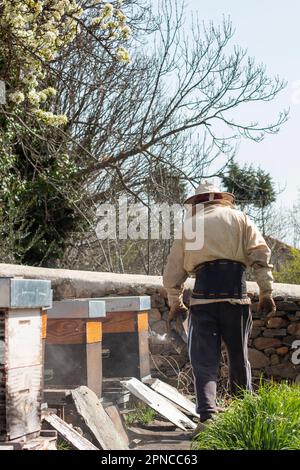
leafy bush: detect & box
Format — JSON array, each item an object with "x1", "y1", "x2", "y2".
[
  {"x1": 192, "y1": 382, "x2": 300, "y2": 450},
  {"x1": 274, "y1": 248, "x2": 300, "y2": 285}
]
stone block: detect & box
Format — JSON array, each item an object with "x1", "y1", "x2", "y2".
[
  {"x1": 250, "y1": 327, "x2": 262, "y2": 339},
  {"x1": 263, "y1": 329, "x2": 286, "y2": 338},
  {"x1": 276, "y1": 346, "x2": 289, "y2": 356},
  {"x1": 264, "y1": 347, "x2": 276, "y2": 356},
  {"x1": 275, "y1": 301, "x2": 298, "y2": 312},
  {"x1": 287, "y1": 313, "x2": 298, "y2": 322},
  {"x1": 283, "y1": 335, "x2": 298, "y2": 346},
  {"x1": 267, "y1": 317, "x2": 288, "y2": 329},
  {"x1": 270, "y1": 354, "x2": 280, "y2": 365},
  {"x1": 248, "y1": 348, "x2": 269, "y2": 368},
  {"x1": 266, "y1": 363, "x2": 300, "y2": 380},
  {"x1": 151, "y1": 320, "x2": 168, "y2": 336},
  {"x1": 148, "y1": 308, "x2": 162, "y2": 324},
  {"x1": 287, "y1": 323, "x2": 300, "y2": 336},
  {"x1": 253, "y1": 337, "x2": 282, "y2": 350}
]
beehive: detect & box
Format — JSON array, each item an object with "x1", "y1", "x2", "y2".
[
  {"x1": 0, "y1": 277, "x2": 52, "y2": 442},
  {"x1": 45, "y1": 299, "x2": 106, "y2": 398},
  {"x1": 96, "y1": 296, "x2": 151, "y2": 380}
]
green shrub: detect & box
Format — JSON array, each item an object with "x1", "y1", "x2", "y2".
[
  {"x1": 192, "y1": 382, "x2": 300, "y2": 450},
  {"x1": 274, "y1": 248, "x2": 300, "y2": 285}
]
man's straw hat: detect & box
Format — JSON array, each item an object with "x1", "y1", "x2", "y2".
[{"x1": 184, "y1": 180, "x2": 235, "y2": 205}]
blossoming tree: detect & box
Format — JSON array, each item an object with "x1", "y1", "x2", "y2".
[
  {"x1": 1, "y1": 0, "x2": 131, "y2": 125},
  {"x1": 0, "y1": 0, "x2": 132, "y2": 264}
]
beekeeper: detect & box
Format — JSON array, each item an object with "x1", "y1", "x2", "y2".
[{"x1": 163, "y1": 181, "x2": 276, "y2": 430}]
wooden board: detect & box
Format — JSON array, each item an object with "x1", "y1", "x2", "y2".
[
  {"x1": 44, "y1": 344, "x2": 88, "y2": 389},
  {"x1": 6, "y1": 365, "x2": 42, "y2": 440},
  {"x1": 47, "y1": 319, "x2": 86, "y2": 345},
  {"x1": 102, "y1": 333, "x2": 142, "y2": 379},
  {"x1": 121, "y1": 378, "x2": 196, "y2": 431},
  {"x1": 44, "y1": 412, "x2": 97, "y2": 450},
  {"x1": 92, "y1": 296, "x2": 151, "y2": 313},
  {"x1": 137, "y1": 312, "x2": 149, "y2": 332},
  {"x1": 86, "y1": 342, "x2": 102, "y2": 397},
  {"x1": 71, "y1": 386, "x2": 129, "y2": 450},
  {"x1": 144, "y1": 378, "x2": 199, "y2": 418},
  {"x1": 49, "y1": 300, "x2": 106, "y2": 319},
  {"x1": 104, "y1": 405, "x2": 130, "y2": 447},
  {"x1": 138, "y1": 330, "x2": 151, "y2": 379},
  {"x1": 7, "y1": 310, "x2": 42, "y2": 368},
  {"x1": 0, "y1": 278, "x2": 52, "y2": 309},
  {"x1": 102, "y1": 312, "x2": 136, "y2": 334}
]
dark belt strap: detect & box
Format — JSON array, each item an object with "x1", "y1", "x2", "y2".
[{"x1": 192, "y1": 259, "x2": 247, "y2": 300}]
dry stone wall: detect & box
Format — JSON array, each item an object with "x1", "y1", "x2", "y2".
[{"x1": 0, "y1": 263, "x2": 299, "y2": 383}]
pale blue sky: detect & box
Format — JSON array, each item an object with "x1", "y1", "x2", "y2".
[{"x1": 187, "y1": 0, "x2": 300, "y2": 209}]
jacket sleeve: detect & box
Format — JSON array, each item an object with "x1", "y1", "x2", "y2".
[
  {"x1": 244, "y1": 215, "x2": 274, "y2": 297},
  {"x1": 163, "y1": 237, "x2": 188, "y2": 307}
]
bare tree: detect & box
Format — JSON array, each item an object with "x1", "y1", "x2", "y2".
[
  {"x1": 1, "y1": 0, "x2": 288, "y2": 268},
  {"x1": 54, "y1": 2, "x2": 286, "y2": 204},
  {"x1": 54, "y1": 1, "x2": 288, "y2": 272}
]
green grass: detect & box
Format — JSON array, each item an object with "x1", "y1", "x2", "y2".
[
  {"x1": 192, "y1": 381, "x2": 300, "y2": 450},
  {"x1": 57, "y1": 438, "x2": 72, "y2": 450},
  {"x1": 124, "y1": 403, "x2": 157, "y2": 426}
]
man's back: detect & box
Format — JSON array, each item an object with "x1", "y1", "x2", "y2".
[
  {"x1": 183, "y1": 202, "x2": 248, "y2": 273},
  {"x1": 163, "y1": 199, "x2": 273, "y2": 307}
]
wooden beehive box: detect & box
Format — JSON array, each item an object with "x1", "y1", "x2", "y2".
[
  {"x1": 45, "y1": 300, "x2": 106, "y2": 400},
  {"x1": 0, "y1": 277, "x2": 52, "y2": 442},
  {"x1": 96, "y1": 296, "x2": 151, "y2": 380}
]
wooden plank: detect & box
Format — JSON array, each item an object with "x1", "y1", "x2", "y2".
[
  {"x1": 86, "y1": 342, "x2": 102, "y2": 397},
  {"x1": 104, "y1": 405, "x2": 130, "y2": 447},
  {"x1": 7, "y1": 310, "x2": 42, "y2": 368},
  {"x1": 86, "y1": 322, "x2": 102, "y2": 344},
  {"x1": 102, "y1": 312, "x2": 136, "y2": 334},
  {"x1": 0, "y1": 278, "x2": 52, "y2": 309},
  {"x1": 6, "y1": 365, "x2": 42, "y2": 440},
  {"x1": 44, "y1": 343, "x2": 88, "y2": 389},
  {"x1": 92, "y1": 296, "x2": 151, "y2": 313},
  {"x1": 144, "y1": 378, "x2": 199, "y2": 418},
  {"x1": 49, "y1": 300, "x2": 106, "y2": 319},
  {"x1": 121, "y1": 378, "x2": 196, "y2": 431},
  {"x1": 137, "y1": 312, "x2": 149, "y2": 332},
  {"x1": 10, "y1": 279, "x2": 52, "y2": 309},
  {"x1": 47, "y1": 319, "x2": 86, "y2": 344},
  {"x1": 102, "y1": 332, "x2": 141, "y2": 378},
  {"x1": 41, "y1": 312, "x2": 47, "y2": 339},
  {"x1": 71, "y1": 386, "x2": 129, "y2": 450},
  {"x1": 44, "y1": 412, "x2": 97, "y2": 450},
  {"x1": 138, "y1": 330, "x2": 151, "y2": 379}
]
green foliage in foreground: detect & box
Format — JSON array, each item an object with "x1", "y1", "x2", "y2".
[
  {"x1": 192, "y1": 382, "x2": 300, "y2": 450},
  {"x1": 124, "y1": 403, "x2": 157, "y2": 426}
]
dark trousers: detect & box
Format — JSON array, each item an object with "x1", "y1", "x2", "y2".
[{"x1": 188, "y1": 302, "x2": 252, "y2": 421}]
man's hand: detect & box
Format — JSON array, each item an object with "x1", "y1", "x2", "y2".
[
  {"x1": 168, "y1": 301, "x2": 189, "y2": 323},
  {"x1": 258, "y1": 295, "x2": 276, "y2": 317}
]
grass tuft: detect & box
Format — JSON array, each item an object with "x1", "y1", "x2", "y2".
[
  {"x1": 192, "y1": 381, "x2": 300, "y2": 450},
  {"x1": 124, "y1": 403, "x2": 157, "y2": 426}
]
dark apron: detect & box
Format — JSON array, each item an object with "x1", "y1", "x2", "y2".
[{"x1": 192, "y1": 259, "x2": 248, "y2": 300}]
